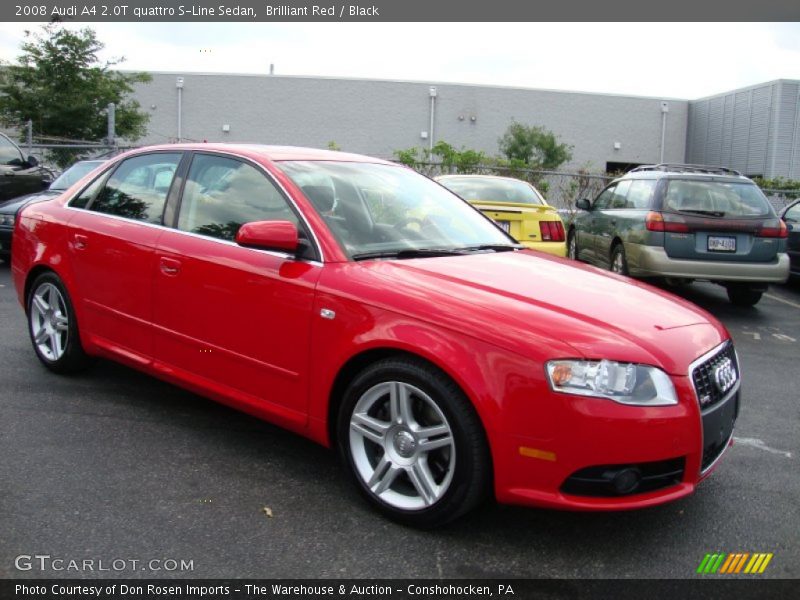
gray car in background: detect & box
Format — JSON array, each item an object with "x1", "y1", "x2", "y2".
[{"x1": 567, "y1": 164, "x2": 790, "y2": 306}]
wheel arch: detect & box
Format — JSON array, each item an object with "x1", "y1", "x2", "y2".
[
  {"x1": 24, "y1": 264, "x2": 61, "y2": 313},
  {"x1": 326, "y1": 347, "x2": 485, "y2": 449}
]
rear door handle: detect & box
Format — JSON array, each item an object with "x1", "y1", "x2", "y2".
[
  {"x1": 73, "y1": 234, "x2": 88, "y2": 250},
  {"x1": 159, "y1": 257, "x2": 181, "y2": 276}
]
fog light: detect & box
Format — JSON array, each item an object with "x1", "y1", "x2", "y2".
[{"x1": 612, "y1": 468, "x2": 641, "y2": 494}]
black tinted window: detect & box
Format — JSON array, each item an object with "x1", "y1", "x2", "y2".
[
  {"x1": 90, "y1": 153, "x2": 181, "y2": 223},
  {"x1": 178, "y1": 154, "x2": 297, "y2": 241}
]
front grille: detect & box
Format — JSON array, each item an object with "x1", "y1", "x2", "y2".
[{"x1": 691, "y1": 342, "x2": 738, "y2": 411}]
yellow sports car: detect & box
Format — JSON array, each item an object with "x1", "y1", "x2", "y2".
[{"x1": 436, "y1": 174, "x2": 567, "y2": 256}]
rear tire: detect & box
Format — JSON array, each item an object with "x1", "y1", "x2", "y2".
[
  {"x1": 27, "y1": 271, "x2": 92, "y2": 373},
  {"x1": 726, "y1": 284, "x2": 763, "y2": 307},
  {"x1": 337, "y1": 357, "x2": 491, "y2": 528}
]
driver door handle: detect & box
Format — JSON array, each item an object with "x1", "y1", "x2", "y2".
[{"x1": 159, "y1": 257, "x2": 181, "y2": 276}]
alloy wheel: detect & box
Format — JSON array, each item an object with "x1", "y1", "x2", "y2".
[
  {"x1": 348, "y1": 381, "x2": 455, "y2": 510},
  {"x1": 30, "y1": 282, "x2": 69, "y2": 361}
]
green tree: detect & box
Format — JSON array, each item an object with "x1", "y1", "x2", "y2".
[
  {"x1": 0, "y1": 24, "x2": 151, "y2": 166},
  {"x1": 498, "y1": 122, "x2": 572, "y2": 170}
]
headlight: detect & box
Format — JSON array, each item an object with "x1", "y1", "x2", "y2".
[
  {"x1": 0, "y1": 213, "x2": 14, "y2": 227},
  {"x1": 546, "y1": 359, "x2": 678, "y2": 406}
]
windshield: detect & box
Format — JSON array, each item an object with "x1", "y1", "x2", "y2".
[
  {"x1": 438, "y1": 176, "x2": 545, "y2": 205},
  {"x1": 278, "y1": 161, "x2": 514, "y2": 258},
  {"x1": 664, "y1": 179, "x2": 773, "y2": 218},
  {"x1": 51, "y1": 160, "x2": 106, "y2": 191}
]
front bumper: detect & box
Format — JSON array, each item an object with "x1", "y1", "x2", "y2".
[
  {"x1": 628, "y1": 244, "x2": 789, "y2": 283},
  {"x1": 493, "y1": 365, "x2": 738, "y2": 510}
]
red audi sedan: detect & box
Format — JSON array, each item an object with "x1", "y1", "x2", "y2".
[{"x1": 11, "y1": 145, "x2": 740, "y2": 527}]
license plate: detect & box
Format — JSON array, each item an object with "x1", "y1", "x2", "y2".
[
  {"x1": 708, "y1": 236, "x2": 736, "y2": 252},
  {"x1": 496, "y1": 220, "x2": 510, "y2": 233}
]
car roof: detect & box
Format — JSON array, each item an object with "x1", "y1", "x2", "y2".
[
  {"x1": 619, "y1": 164, "x2": 752, "y2": 184},
  {"x1": 127, "y1": 143, "x2": 395, "y2": 165}
]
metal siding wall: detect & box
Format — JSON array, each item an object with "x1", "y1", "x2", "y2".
[
  {"x1": 687, "y1": 80, "x2": 800, "y2": 179},
  {"x1": 132, "y1": 73, "x2": 689, "y2": 169},
  {"x1": 721, "y1": 93, "x2": 734, "y2": 166},
  {"x1": 774, "y1": 81, "x2": 800, "y2": 179},
  {"x1": 747, "y1": 85, "x2": 772, "y2": 176},
  {"x1": 706, "y1": 96, "x2": 725, "y2": 166},
  {"x1": 731, "y1": 91, "x2": 751, "y2": 172}
]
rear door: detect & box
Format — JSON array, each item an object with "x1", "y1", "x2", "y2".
[
  {"x1": 66, "y1": 152, "x2": 184, "y2": 362},
  {"x1": 152, "y1": 152, "x2": 322, "y2": 424},
  {"x1": 660, "y1": 179, "x2": 782, "y2": 264}
]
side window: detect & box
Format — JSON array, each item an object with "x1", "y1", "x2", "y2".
[
  {"x1": 609, "y1": 180, "x2": 632, "y2": 209},
  {"x1": 0, "y1": 135, "x2": 25, "y2": 166},
  {"x1": 70, "y1": 173, "x2": 108, "y2": 209},
  {"x1": 624, "y1": 180, "x2": 657, "y2": 209},
  {"x1": 89, "y1": 153, "x2": 181, "y2": 223},
  {"x1": 177, "y1": 154, "x2": 298, "y2": 241},
  {"x1": 593, "y1": 184, "x2": 617, "y2": 210}
]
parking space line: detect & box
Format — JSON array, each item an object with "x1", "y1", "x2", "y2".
[
  {"x1": 734, "y1": 437, "x2": 793, "y2": 458},
  {"x1": 764, "y1": 293, "x2": 800, "y2": 310}
]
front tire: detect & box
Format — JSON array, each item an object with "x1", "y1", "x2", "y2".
[
  {"x1": 337, "y1": 357, "x2": 491, "y2": 527},
  {"x1": 27, "y1": 271, "x2": 91, "y2": 373}
]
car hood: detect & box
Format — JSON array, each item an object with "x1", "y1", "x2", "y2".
[
  {"x1": 0, "y1": 190, "x2": 59, "y2": 214},
  {"x1": 336, "y1": 251, "x2": 727, "y2": 375}
]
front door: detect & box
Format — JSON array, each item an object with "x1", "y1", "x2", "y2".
[{"x1": 152, "y1": 153, "x2": 322, "y2": 424}]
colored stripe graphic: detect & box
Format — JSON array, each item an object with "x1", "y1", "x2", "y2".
[{"x1": 698, "y1": 552, "x2": 773, "y2": 574}]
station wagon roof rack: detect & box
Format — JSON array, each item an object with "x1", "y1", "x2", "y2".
[{"x1": 629, "y1": 163, "x2": 743, "y2": 176}]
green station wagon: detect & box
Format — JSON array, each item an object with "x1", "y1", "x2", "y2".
[{"x1": 568, "y1": 164, "x2": 790, "y2": 306}]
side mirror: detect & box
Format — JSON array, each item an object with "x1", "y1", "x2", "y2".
[
  {"x1": 235, "y1": 220, "x2": 299, "y2": 254},
  {"x1": 576, "y1": 198, "x2": 591, "y2": 211},
  {"x1": 26, "y1": 155, "x2": 39, "y2": 168}
]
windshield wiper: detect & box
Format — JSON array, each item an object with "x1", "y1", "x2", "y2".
[
  {"x1": 460, "y1": 244, "x2": 523, "y2": 252},
  {"x1": 352, "y1": 248, "x2": 468, "y2": 261}
]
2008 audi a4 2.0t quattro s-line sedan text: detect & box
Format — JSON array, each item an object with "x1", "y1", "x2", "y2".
[{"x1": 11, "y1": 144, "x2": 741, "y2": 527}]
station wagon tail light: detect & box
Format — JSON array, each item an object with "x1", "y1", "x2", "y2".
[
  {"x1": 546, "y1": 359, "x2": 678, "y2": 406},
  {"x1": 539, "y1": 220, "x2": 565, "y2": 242},
  {"x1": 756, "y1": 219, "x2": 788, "y2": 238},
  {"x1": 645, "y1": 211, "x2": 689, "y2": 233}
]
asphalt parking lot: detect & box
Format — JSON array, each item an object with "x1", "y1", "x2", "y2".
[{"x1": 1, "y1": 259, "x2": 798, "y2": 580}]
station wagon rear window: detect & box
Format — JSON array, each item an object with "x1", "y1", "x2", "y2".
[{"x1": 664, "y1": 180, "x2": 772, "y2": 218}]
